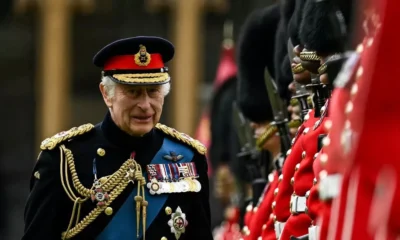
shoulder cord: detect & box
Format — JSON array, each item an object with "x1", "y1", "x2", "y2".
[{"x1": 59, "y1": 145, "x2": 148, "y2": 239}]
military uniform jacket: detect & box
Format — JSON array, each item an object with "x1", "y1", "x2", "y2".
[{"x1": 22, "y1": 112, "x2": 212, "y2": 240}]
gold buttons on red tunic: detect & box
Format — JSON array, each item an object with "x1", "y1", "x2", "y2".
[
  {"x1": 274, "y1": 188, "x2": 279, "y2": 196},
  {"x1": 295, "y1": 163, "x2": 300, "y2": 171},
  {"x1": 302, "y1": 151, "x2": 306, "y2": 159},
  {"x1": 290, "y1": 177, "x2": 295, "y2": 185},
  {"x1": 278, "y1": 174, "x2": 283, "y2": 182}
]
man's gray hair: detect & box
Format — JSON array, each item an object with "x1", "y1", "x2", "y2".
[{"x1": 101, "y1": 76, "x2": 171, "y2": 98}]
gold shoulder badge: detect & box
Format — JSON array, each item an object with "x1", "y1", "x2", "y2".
[
  {"x1": 40, "y1": 123, "x2": 95, "y2": 150},
  {"x1": 155, "y1": 123, "x2": 207, "y2": 155},
  {"x1": 134, "y1": 44, "x2": 151, "y2": 66},
  {"x1": 34, "y1": 171, "x2": 40, "y2": 179}
]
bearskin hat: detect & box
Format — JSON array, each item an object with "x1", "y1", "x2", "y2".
[
  {"x1": 299, "y1": 0, "x2": 355, "y2": 55},
  {"x1": 237, "y1": 3, "x2": 280, "y2": 123}
]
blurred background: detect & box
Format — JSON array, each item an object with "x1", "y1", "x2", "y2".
[{"x1": 0, "y1": 0, "x2": 276, "y2": 239}]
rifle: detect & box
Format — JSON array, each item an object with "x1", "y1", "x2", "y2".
[
  {"x1": 263, "y1": 69, "x2": 292, "y2": 157},
  {"x1": 232, "y1": 102, "x2": 266, "y2": 208}
]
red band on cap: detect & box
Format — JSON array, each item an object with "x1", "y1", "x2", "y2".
[{"x1": 104, "y1": 54, "x2": 164, "y2": 70}]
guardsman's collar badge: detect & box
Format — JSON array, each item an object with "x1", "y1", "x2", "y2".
[
  {"x1": 163, "y1": 151, "x2": 184, "y2": 162},
  {"x1": 168, "y1": 207, "x2": 188, "y2": 240},
  {"x1": 134, "y1": 44, "x2": 151, "y2": 66}
]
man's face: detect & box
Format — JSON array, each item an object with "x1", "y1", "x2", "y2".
[{"x1": 100, "y1": 83, "x2": 165, "y2": 136}]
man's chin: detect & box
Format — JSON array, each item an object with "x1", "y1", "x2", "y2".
[{"x1": 129, "y1": 123, "x2": 154, "y2": 137}]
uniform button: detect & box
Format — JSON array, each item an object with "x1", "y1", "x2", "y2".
[
  {"x1": 246, "y1": 204, "x2": 253, "y2": 212},
  {"x1": 295, "y1": 163, "x2": 300, "y2": 171},
  {"x1": 269, "y1": 213, "x2": 274, "y2": 219},
  {"x1": 367, "y1": 38, "x2": 374, "y2": 47},
  {"x1": 105, "y1": 207, "x2": 113, "y2": 216},
  {"x1": 324, "y1": 120, "x2": 332, "y2": 131},
  {"x1": 313, "y1": 153, "x2": 319, "y2": 160},
  {"x1": 313, "y1": 178, "x2": 318, "y2": 185},
  {"x1": 322, "y1": 136, "x2": 331, "y2": 146},
  {"x1": 258, "y1": 237, "x2": 262, "y2": 240},
  {"x1": 97, "y1": 148, "x2": 106, "y2": 156},
  {"x1": 356, "y1": 43, "x2": 364, "y2": 53},
  {"x1": 351, "y1": 84, "x2": 358, "y2": 96},
  {"x1": 291, "y1": 177, "x2": 295, "y2": 185},
  {"x1": 268, "y1": 173, "x2": 274, "y2": 183},
  {"x1": 242, "y1": 226, "x2": 250, "y2": 236},
  {"x1": 345, "y1": 101, "x2": 353, "y2": 114},
  {"x1": 304, "y1": 114, "x2": 310, "y2": 121},
  {"x1": 272, "y1": 201, "x2": 276, "y2": 210},
  {"x1": 320, "y1": 153, "x2": 328, "y2": 165},
  {"x1": 291, "y1": 137, "x2": 296, "y2": 145},
  {"x1": 161, "y1": 237, "x2": 168, "y2": 240},
  {"x1": 302, "y1": 151, "x2": 306, "y2": 159},
  {"x1": 165, "y1": 206, "x2": 172, "y2": 215},
  {"x1": 303, "y1": 128, "x2": 309, "y2": 135},
  {"x1": 273, "y1": 215, "x2": 277, "y2": 222},
  {"x1": 278, "y1": 174, "x2": 283, "y2": 182},
  {"x1": 263, "y1": 223, "x2": 267, "y2": 230},
  {"x1": 305, "y1": 190, "x2": 310, "y2": 198},
  {"x1": 274, "y1": 188, "x2": 279, "y2": 196},
  {"x1": 356, "y1": 66, "x2": 364, "y2": 78},
  {"x1": 286, "y1": 149, "x2": 292, "y2": 156},
  {"x1": 319, "y1": 170, "x2": 328, "y2": 179},
  {"x1": 253, "y1": 207, "x2": 258, "y2": 213}
]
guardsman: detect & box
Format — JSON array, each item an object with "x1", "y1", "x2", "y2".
[
  {"x1": 271, "y1": 0, "x2": 325, "y2": 238},
  {"x1": 323, "y1": 0, "x2": 398, "y2": 238},
  {"x1": 296, "y1": 0, "x2": 357, "y2": 239},
  {"x1": 22, "y1": 37, "x2": 212, "y2": 240},
  {"x1": 236, "y1": 4, "x2": 283, "y2": 240}
]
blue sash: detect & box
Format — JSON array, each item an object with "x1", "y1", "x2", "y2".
[{"x1": 96, "y1": 138, "x2": 194, "y2": 240}]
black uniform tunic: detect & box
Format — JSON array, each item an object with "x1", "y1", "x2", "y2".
[{"x1": 22, "y1": 112, "x2": 212, "y2": 240}]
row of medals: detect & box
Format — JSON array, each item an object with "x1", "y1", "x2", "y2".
[{"x1": 148, "y1": 177, "x2": 201, "y2": 195}]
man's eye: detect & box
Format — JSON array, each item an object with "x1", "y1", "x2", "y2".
[{"x1": 148, "y1": 88, "x2": 159, "y2": 93}]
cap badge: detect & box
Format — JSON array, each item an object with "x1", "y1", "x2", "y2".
[{"x1": 134, "y1": 44, "x2": 151, "y2": 66}]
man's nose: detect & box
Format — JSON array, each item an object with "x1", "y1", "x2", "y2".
[{"x1": 137, "y1": 94, "x2": 151, "y2": 110}]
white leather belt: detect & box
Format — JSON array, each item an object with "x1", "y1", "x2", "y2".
[
  {"x1": 319, "y1": 174, "x2": 342, "y2": 200},
  {"x1": 274, "y1": 221, "x2": 285, "y2": 239},
  {"x1": 290, "y1": 195, "x2": 307, "y2": 213},
  {"x1": 308, "y1": 225, "x2": 319, "y2": 240}
]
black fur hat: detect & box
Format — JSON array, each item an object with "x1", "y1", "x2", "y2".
[
  {"x1": 299, "y1": 0, "x2": 354, "y2": 55},
  {"x1": 237, "y1": 4, "x2": 280, "y2": 123},
  {"x1": 274, "y1": 0, "x2": 297, "y2": 101}
]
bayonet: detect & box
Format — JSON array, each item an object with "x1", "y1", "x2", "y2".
[{"x1": 264, "y1": 68, "x2": 292, "y2": 155}]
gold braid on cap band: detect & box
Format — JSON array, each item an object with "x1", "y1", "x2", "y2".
[
  {"x1": 256, "y1": 124, "x2": 278, "y2": 150},
  {"x1": 299, "y1": 51, "x2": 321, "y2": 62},
  {"x1": 292, "y1": 63, "x2": 305, "y2": 74},
  {"x1": 113, "y1": 72, "x2": 170, "y2": 83},
  {"x1": 60, "y1": 145, "x2": 148, "y2": 239}
]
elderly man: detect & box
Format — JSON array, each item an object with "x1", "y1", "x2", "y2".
[{"x1": 22, "y1": 36, "x2": 212, "y2": 240}]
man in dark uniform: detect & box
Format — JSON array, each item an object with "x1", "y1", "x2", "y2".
[{"x1": 22, "y1": 36, "x2": 212, "y2": 240}]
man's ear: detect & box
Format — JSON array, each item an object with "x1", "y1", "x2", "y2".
[{"x1": 99, "y1": 83, "x2": 113, "y2": 108}]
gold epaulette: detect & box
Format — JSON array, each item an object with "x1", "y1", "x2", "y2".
[
  {"x1": 155, "y1": 123, "x2": 207, "y2": 155},
  {"x1": 40, "y1": 123, "x2": 95, "y2": 150}
]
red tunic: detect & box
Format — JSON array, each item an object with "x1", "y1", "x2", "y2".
[
  {"x1": 326, "y1": 1, "x2": 400, "y2": 238},
  {"x1": 271, "y1": 109, "x2": 319, "y2": 238},
  {"x1": 280, "y1": 106, "x2": 329, "y2": 240}
]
